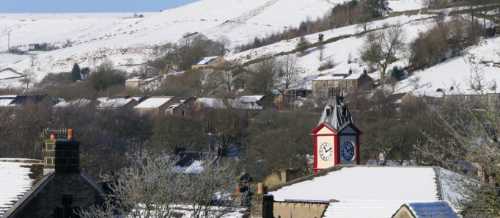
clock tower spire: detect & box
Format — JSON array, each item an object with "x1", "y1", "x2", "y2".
[{"x1": 312, "y1": 96, "x2": 361, "y2": 173}]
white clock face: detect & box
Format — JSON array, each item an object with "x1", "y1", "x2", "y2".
[
  {"x1": 319, "y1": 142, "x2": 332, "y2": 161},
  {"x1": 341, "y1": 141, "x2": 355, "y2": 162}
]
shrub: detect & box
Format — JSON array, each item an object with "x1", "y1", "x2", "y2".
[
  {"x1": 318, "y1": 59, "x2": 336, "y2": 71},
  {"x1": 296, "y1": 36, "x2": 311, "y2": 53},
  {"x1": 390, "y1": 66, "x2": 405, "y2": 81},
  {"x1": 88, "y1": 62, "x2": 126, "y2": 91},
  {"x1": 409, "y1": 17, "x2": 482, "y2": 70}
]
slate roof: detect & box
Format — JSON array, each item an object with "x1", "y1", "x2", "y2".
[
  {"x1": 3, "y1": 171, "x2": 105, "y2": 218},
  {"x1": 0, "y1": 159, "x2": 39, "y2": 217},
  {"x1": 402, "y1": 201, "x2": 459, "y2": 218},
  {"x1": 318, "y1": 96, "x2": 353, "y2": 130}
]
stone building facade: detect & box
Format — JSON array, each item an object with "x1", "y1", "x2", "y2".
[
  {"x1": 312, "y1": 72, "x2": 373, "y2": 98},
  {"x1": 4, "y1": 129, "x2": 105, "y2": 218}
]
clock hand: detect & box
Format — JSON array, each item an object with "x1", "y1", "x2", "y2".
[{"x1": 326, "y1": 148, "x2": 332, "y2": 152}]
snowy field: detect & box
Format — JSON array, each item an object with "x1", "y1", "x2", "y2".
[
  {"x1": 0, "y1": 0, "x2": 428, "y2": 88},
  {"x1": 271, "y1": 166, "x2": 467, "y2": 218}
]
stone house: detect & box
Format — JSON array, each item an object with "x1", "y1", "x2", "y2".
[
  {"x1": 192, "y1": 56, "x2": 226, "y2": 70},
  {"x1": 125, "y1": 76, "x2": 162, "y2": 91},
  {"x1": 3, "y1": 129, "x2": 105, "y2": 218},
  {"x1": 165, "y1": 97, "x2": 197, "y2": 117},
  {"x1": 134, "y1": 96, "x2": 174, "y2": 116},
  {"x1": 96, "y1": 97, "x2": 140, "y2": 110},
  {"x1": 312, "y1": 71, "x2": 373, "y2": 98}
]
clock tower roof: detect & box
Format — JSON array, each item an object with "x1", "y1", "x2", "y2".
[{"x1": 318, "y1": 96, "x2": 353, "y2": 131}]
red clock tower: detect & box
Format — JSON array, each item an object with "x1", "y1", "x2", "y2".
[{"x1": 312, "y1": 96, "x2": 361, "y2": 173}]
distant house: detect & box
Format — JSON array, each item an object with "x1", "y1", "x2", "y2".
[
  {"x1": 96, "y1": 97, "x2": 139, "y2": 110},
  {"x1": 134, "y1": 96, "x2": 174, "y2": 115},
  {"x1": 0, "y1": 95, "x2": 47, "y2": 108},
  {"x1": 312, "y1": 69, "x2": 374, "y2": 98},
  {"x1": 53, "y1": 98, "x2": 93, "y2": 109},
  {"x1": 195, "y1": 97, "x2": 227, "y2": 111},
  {"x1": 392, "y1": 201, "x2": 459, "y2": 218},
  {"x1": 165, "y1": 97, "x2": 197, "y2": 117},
  {"x1": 231, "y1": 95, "x2": 266, "y2": 110},
  {"x1": 0, "y1": 95, "x2": 17, "y2": 108},
  {"x1": 192, "y1": 56, "x2": 225, "y2": 70},
  {"x1": 125, "y1": 76, "x2": 162, "y2": 91},
  {"x1": 274, "y1": 87, "x2": 312, "y2": 110}
]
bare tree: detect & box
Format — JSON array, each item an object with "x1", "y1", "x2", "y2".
[
  {"x1": 277, "y1": 55, "x2": 302, "y2": 91},
  {"x1": 414, "y1": 97, "x2": 500, "y2": 216},
  {"x1": 79, "y1": 151, "x2": 239, "y2": 218},
  {"x1": 361, "y1": 24, "x2": 406, "y2": 82},
  {"x1": 21, "y1": 69, "x2": 35, "y2": 90},
  {"x1": 247, "y1": 58, "x2": 279, "y2": 94}
]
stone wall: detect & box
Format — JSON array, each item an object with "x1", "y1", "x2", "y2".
[
  {"x1": 273, "y1": 201, "x2": 328, "y2": 218},
  {"x1": 392, "y1": 206, "x2": 414, "y2": 218}
]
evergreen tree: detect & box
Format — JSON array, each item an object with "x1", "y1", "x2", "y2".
[
  {"x1": 362, "y1": 0, "x2": 389, "y2": 18},
  {"x1": 296, "y1": 36, "x2": 311, "y2": 54},
  {"x1": 71, "y1": 63, "x2": 82, "y2": 81}
]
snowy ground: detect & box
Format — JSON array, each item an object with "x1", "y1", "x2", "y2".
[
  {"x1": 229, "y1": 13, "x2": 436, "y2": 89},
  {"x1": 397, "y1": 36, "x2": 500, "y2": 97},
  {"x1": 270, "y1": 166, "x2": 467, "y2": 218},
  {"x1": 0, "y1": 0, "x2": 343, "y2": 84},
  {"x1": 0, "y1": 0, "x2": 429, "y2": 88}
]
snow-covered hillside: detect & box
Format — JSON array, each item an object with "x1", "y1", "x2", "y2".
[
  {"x1": 397, "y1": 36, "x2": 500, "y2": 97},
  {"x1": 0, "y1": 0, "x2": 427, "y2": 88},
  {"x1": 228, "y1": 13, "x2": 436, "y2": 89},
  {"x1": 227, "y1": 4, "x2": 499, "y2": 95}
]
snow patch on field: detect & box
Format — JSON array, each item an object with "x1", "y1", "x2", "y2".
[{"x1": 388, "y1": 0, "x2": 426, "y2": 12}]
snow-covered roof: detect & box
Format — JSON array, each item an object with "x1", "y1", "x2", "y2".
[
  {"x1": 196, "y1": 97, "x2": 226, "y2": 109},
  {"x1": 0, "y1": 159, "x2": 37, "y2": 216},
  {"x1": 97, "y1": 97, "x2": 135, "y2": 109},
  {"x1": 403, "y1": 201, "x2": 459, "y2": 218},
  {"x1": 230, "y1": 96, "x2": 265, "y2": 110},
  {"x1": 0, "y1": 95, "x2": 17, "y2": 107},
  {"x1": 176, "y1": 160, "x2": 205, "y2": 174},
  {"x1": 134, "y1": 96, "x2": 173, "y2": 109},
  {"x1": 196, "y1": 56, "x2": 219, "y2": 65},
  {"x1": 53, "y1": 98, "x2": 92, "y2": 108},
  {"x1": 270, "y1": 166, "x2": 468, "y2": 218},
  {"x1": 126, "y1": 77, "x2": 142, "y2": 82},
  {"x1": 315, "y1": 63, "x2": 366, "y2": 81}
]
